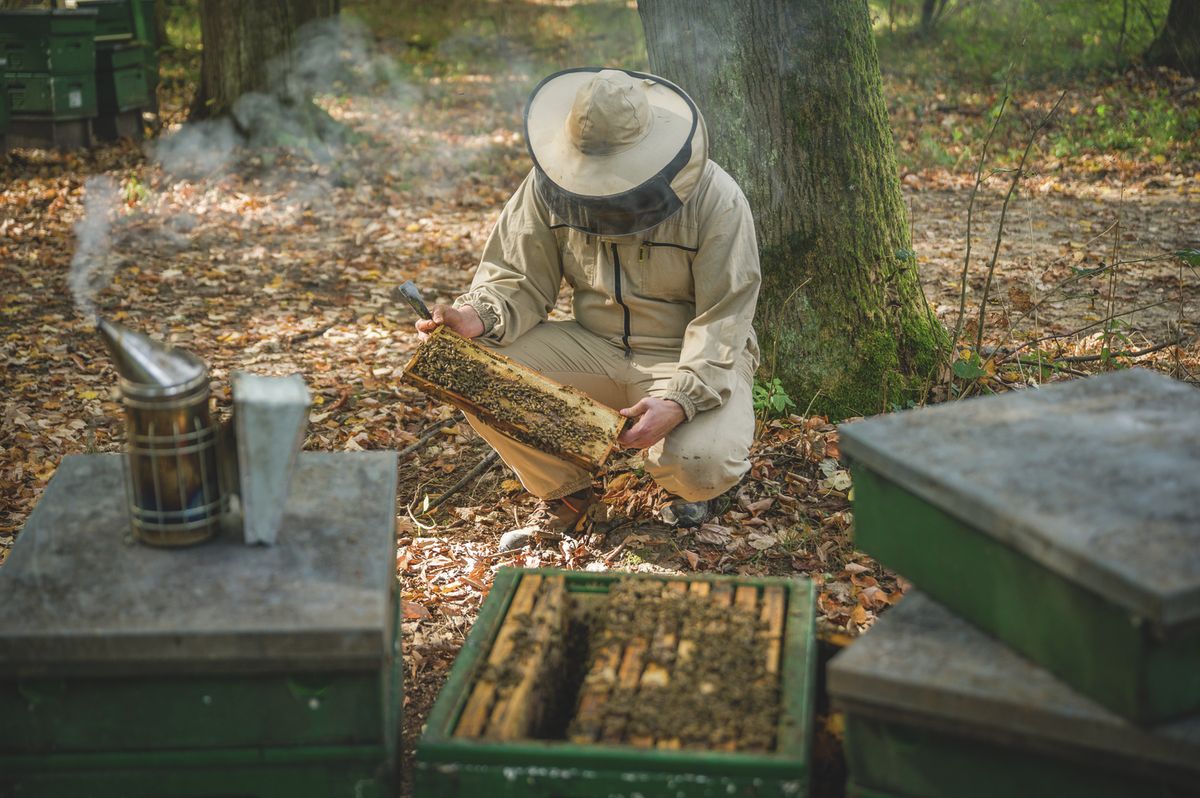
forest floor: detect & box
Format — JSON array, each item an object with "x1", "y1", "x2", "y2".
[{"x1": 0, "y1": 1, "x2": 1197, "y2": 794}]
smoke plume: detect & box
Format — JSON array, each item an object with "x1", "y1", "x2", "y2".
[{"x1": 69, "y1": 176, "x2": 121, "y2": 324}]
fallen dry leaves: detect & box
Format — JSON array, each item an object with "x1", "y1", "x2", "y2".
[{"x1": 1, "y1": 13, "x2": 1196, "y2": 797}]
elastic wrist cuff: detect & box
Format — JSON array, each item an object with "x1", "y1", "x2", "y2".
[
  {"x1": 661, "y1": 390, "x2": 697, "y2": 422},
  {"x1": 454, "y1": 296, "x2": 499, "y2": 336}
]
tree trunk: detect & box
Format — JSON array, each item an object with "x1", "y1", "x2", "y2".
[
  {"x1": 1145, "y1": 0, "x2": 1200, "y2": 76},
  {"x1": 920, "y1": 0, "x2": 950, "y2": 34},
  {"x1": 153, "y1": 0, "x2": 169, "y2": 53},
  {"x1": 920, "y1": 0, "x2": 937, "y2": 32},
  {"x1": 194, "y1": 0, "x2": 338, "y2": 119},
  {"x1": 638, "y1": 0, "x2": 946, "y2": 418}
]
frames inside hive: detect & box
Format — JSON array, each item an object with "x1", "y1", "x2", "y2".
[{"x1": 453, "y1": 575, "x2": 786, "y2": 752}]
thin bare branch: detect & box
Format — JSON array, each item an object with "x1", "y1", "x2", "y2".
[
  {"x1": 422, "y1": 450, "x2": 502, "y2": 515},
  {"x1": 1056, "y1": 339, "x2": 1177, "y2": 363},
  {"x1": 973, "y1": 90, "x2": 1068, "y2": 354},
  {"x1": 996, "y1": 298, "x2": 1174, "y2": 365},
  {"x1": 950, "y1": 89, "x2": 1009, "y2": 348}
]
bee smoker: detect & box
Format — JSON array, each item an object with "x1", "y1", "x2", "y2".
[{"x1": 98, "y1": 318, "x2": 227, "y2": 546}]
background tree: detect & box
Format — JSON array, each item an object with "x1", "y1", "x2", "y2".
[
  {"x1": 194, "y1": 0, "x2": 340, "y2": 119},
  {"x1": 920, "y1": 0, "x2": 951, "y2": 34},
  {"x1": 639, "y1": 0, "x2": 947, "y2": 418},
  {"x1": 1144, "y1": 0, "x2": 1199, "y2": 75}
]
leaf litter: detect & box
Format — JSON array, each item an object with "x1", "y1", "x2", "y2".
[{"x1": 1, "y1": 4, "x2": 1197, "y2": 796}]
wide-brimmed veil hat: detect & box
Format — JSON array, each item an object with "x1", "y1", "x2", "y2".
[{"x1": 524, "y1": 67, "x2": 708, "y2": 236}]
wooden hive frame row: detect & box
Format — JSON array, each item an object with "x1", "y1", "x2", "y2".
[
  {"x1": 570, "y1": 580, "x2": 788, "y2": 752},
  {"x1": 454, "y1": 573, "x2": 568, "y2": 740}
]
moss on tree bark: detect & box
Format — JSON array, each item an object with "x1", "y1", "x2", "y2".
[{"x1": 639, "y1": 0, "x2": 947, "y2": 418}]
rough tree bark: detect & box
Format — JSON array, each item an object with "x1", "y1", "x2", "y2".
[
  {"x1": 194, "y1": 0, "x2": 339, "y2": 119},
  {"x1": 639, "y1": 0, "x2": 946, "y2": 418},
  {"x1": 1145, "y1": 0, "x2": 1199, "y2": 76}
]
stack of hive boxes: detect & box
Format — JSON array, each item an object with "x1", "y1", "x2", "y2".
[
  {"x1": 0, "y1": 8, "x2": 99, "y2": 149},
  {"x1": 829, "y1": 369, "x2": 1200, "y2": 798},
  {"x1": 77, "y1": 0, "x2": 154, "y2": 140},
  {"x1": 0, "y1": 55, "x2": 8, "y2": 150},
  {"x1": 0, "y1": 452, "x2": 403, "y2": 796}
]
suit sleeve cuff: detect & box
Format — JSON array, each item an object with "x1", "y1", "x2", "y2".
[
  {"x1": 660, "y1": 390, "x2": 698, "y2": 422},
  {"x1": 453, "y1": 295, "x2": 500, "y2": 338}
]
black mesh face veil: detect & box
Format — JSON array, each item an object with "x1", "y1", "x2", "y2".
[
  {"x1": 524, "y1": 68, "x2": 702, "y2": 237},
  {"x1": 532, "y1": 140, "x2": 690, "y2": 236}
]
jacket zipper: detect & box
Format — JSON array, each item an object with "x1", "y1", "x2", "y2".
[{"x1": 611, "y1": 243, "x2": 632, "y2": 358}]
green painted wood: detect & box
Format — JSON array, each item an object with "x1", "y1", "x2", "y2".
[
  {"x1": 843, "y1": 714, "x2": 1195, "y2": 798},
  {"x1": 0, "y1": 11, "x2": 97, "y2": 73},
  {"x1": 96, "y1": 42, "x2": 143, "y2": 72},
  {"x1": 0, "y1": 745, "x2": 392, "y2": 798},
  {"x1": 76, "y1": 0, "x2": 140, "y2": 40},
  {"x1": 829, "y1": 592, "x2": 1200, "y2": 797},
  {"x1": 4, "y1": 73, "x2": 97, "y2": 119},
  {"x1": 846, "y1": 784, "x2": 909, "y2": 798},
  {"x1": 851, "y1": 465, "x2": 1200, "y2": 723},
  {"x1": 416, "y1": 568, "x2": 815, "y2": 798},
  {"x1": 2, "y1": 670, "x2": 385, "y2": 753},
  {"x1": 96, "y1": 64, "x2": 147, "y2": 112},
  {"x1": 0, "y1": 594, "x2": 404, "y2": 791},
  {"x1": 0, "y1": 70, "x2": 8, "y2": 135}
]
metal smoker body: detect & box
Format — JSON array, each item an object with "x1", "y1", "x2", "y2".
[{"x1": 98, "y1": 319, "x2": 225, "y2": 546}]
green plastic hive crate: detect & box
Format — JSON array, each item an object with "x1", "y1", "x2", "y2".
[
  {"x1": 829, "y1": 593, "x2": 1200, "y2": 798},
  {"x1": 0, "y1": 452, "x2": 402, "y2": 797},
  {"x1": 840, "y1": 369, "x2": 1200, "y2": 724},
  {"x1": 0, "y1": 9, "x2": 97, "y2": 73},
  {"x1": 97, "y1": 64, "x2": 148, "y2": 112},
  {"x1": 416, "y1": 567, "x2": 816, "y2": 798},
  {"x1": 0, "y1": 68, "x2": 8, "y2": 136},
  {"x1": 98, "y1": 38, "x2": 156, "y2": 111},
  {"x1": 96, "y1": 41, "x2": 144, "y2": 72},
  {"x1": 5, "y1": 72, "x2": 97, "y2": 119},
  {"x1": 76, "y1": 0, "x2": 144, "y2": 41}
]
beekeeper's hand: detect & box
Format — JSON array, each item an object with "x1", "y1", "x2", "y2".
[
  {"x1": 416, "y1": 304, "x2": 484, "y2": 340},
  {"x1": 618, "y1": 397, "x2": 686, "y2": 449}
]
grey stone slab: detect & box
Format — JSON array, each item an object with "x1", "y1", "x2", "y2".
[
  {"x1": 839, "y1": 369, "x2": 1200, "y2": 627},
  {"x1": 828, "y1": 592, "x2": 1200, "y2": 775},
  {"x1": 0, "y1": 451, "x2": 398, "y2": 675}
]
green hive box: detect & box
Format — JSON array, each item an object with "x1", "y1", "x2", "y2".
[
  {"x1": 76, "y1": 0, "x2": 146, "y2": 41},
  {"x1": 828, "y1": 592, "x2": 1200, "y2": 798},
  {"x1": 5, "y1": 72, "x2": 98, "y2": 118},
  {"x1": 0, "y1": 9, "x2": 97, "y2": 73},
  {"x1": 96, "y1": 41, "x2": 145, "y2": 72},
  {"x1": 416, "y1": 568, "x2": 816, "y2": 797},
  {"x1": 95, "y1": 42, "x2": 149, "y2": 116},
  {"x1": 97, "y1": 63, "x2": 149, "y2": 112},
  {"x1": 0, "y1": 66, "x2": 8, "y2": 142},
  {"x1": 839, "y1": 369, "x2": 1200, "y2": 724},
  {"x1": 0, "y1": 452, "x2": 402, "y2": 797}
]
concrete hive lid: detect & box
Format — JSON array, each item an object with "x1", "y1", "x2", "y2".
[
  {"x1": 838, "y1": 369, "x2": 1200, "y2": 627},
  {"x1": 0, "y1": 451, "x2": 398, "y2": 675},
  {"x1": 827, "y1": 591, "x2": 1200, "y2": 776}
]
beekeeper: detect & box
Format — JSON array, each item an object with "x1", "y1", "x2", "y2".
[{"x1": 416, "y1": 67, "x2": 760, "y2": 549}]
